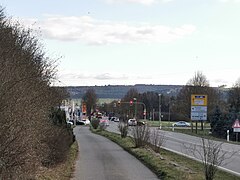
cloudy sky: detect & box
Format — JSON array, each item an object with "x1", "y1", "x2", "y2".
[{"x1": 1, "y1": 0, "x2": 240, "y2": 87}]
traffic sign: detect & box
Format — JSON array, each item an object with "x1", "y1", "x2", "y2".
[
  {"x1": 232, "y1": 119, "x2": 240, "y2": 128},
  {"x1": 232, "y1": 119, "x2": 240, "y2": 132},
  {"x1": 191, "y1": 106, "x2": 207, "y2": 112},
  {"x1": 191, "y1": 112, "x2": 207, "y2": 121},
  {"x1": 191, "y1": 94, "x2": 207, "y2": 106},
  {"x1": 191, "y1": 94, "x2": 207, "y2": 121}
]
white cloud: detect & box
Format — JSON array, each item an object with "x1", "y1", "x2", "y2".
[
  {"x1": 25, "y1": 15, "x2": 196, "y2": 45},
  {"x1": 104, "y1": 0, "x2": 173, "y2": 5},
  {"x1": 55, "y1": 70, "x2": 157, "y2": 86}
]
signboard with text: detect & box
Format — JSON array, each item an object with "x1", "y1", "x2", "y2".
[{"x1": 191, "y1": 94, "x2": 207, "y2": 121}]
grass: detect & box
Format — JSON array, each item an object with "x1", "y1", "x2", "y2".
[
  {"x1": 91, "y1": 128, "x2": 240, "y2": 180},
  {"x1": 36, "y1": 141, "x2": 78, "y2": 180}
]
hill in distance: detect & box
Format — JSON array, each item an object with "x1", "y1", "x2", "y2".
[{"x1": 66, "y1": 84, "x2": 183, "y2": 99}]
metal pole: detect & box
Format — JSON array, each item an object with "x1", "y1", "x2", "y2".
[
  {"x1": 168, "y1": 100, "x2": 170, "y2": 127},
  {"x1": 159, "y1": 94, "x2": 161, "y2": 129},
  {"x1": 133, "y1": 98, "x2": 137, "y2": 120}
]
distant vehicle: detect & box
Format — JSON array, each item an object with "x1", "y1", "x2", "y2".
[
  {"x1": 67, "y1": 120, "x2": 73, "y2": 126},
  {"x1": 100, "y1": 117, "x2": 110, "y2": 126},
  {"x1": 128, "y1": 119, "x2": 137, "y2": 126},
  {"x1": 76, "y1": 119, "x2": 90, "y2": 125},
  {"x1": 114, "y1": 117, "x2": 120, "y2": 122},
  {"x1": 96, "y1": 112, "x2": 102, "y2": 119},
  {"x1": 110, "y1": 117, "x2": 119, "y2": 122},
  {"x1": 172, "y1": 121, "x2": 190, "y2": 127},
  {"x1": 137, "y1": 121, "x2": 146, "y2": 126}
]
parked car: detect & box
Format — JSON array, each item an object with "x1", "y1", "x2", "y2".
[
  {"x1": 137, "y1": 121, "x2": 146, "y2": 126},
  {"x1": 172, "y1": 121, "x2": 190, "y2": 127},
  {"x1": 67, "y1": 120, "x2": 74, "y2": 126},
  {"x1": 110, "y1": 117, "x2": 120, "y2": 122},
  {"x1": 100, "y1": 117, "x2": 110, "y2": 126},
  {"x1": 76, "y1": 119, "x2": 90, "y2": 125},
  {"x1": 128, "y1": 119, "x2": 137, "y2": 126},
  {"x1": 99, "y1": 119, "x2": 109, "y2": 126},
  {"x1": 110, "y1": 117, "x2": 116, "y2": 121}
]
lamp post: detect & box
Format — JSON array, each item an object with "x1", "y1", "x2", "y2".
[
  {"x1": 133, "y1": 98, "x2": 137, "y2": 120},
  {"x1": 159, "y1": 94, "x2": 162, "y2": 129},
  {"x1": 168, "y1": 99, "x2": 171, "y2": 127}
]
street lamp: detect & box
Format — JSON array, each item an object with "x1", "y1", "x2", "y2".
[
  {"x1": 159, "y1": 94, "x2": 162, "y2": 129},
  {"x1": 133, "y1": 98, "x2": 137, "y2": 120}
]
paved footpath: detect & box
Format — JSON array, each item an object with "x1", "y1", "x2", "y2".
[{"x1": 71, "y1": 126, "x2": 159, "y2": 180}]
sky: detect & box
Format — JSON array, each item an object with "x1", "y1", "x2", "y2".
[{"x1": 1, "y1": 0, "x2": 240, "y2": 87}]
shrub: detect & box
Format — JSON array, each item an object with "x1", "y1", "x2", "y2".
[
  {"x1": 150, "y1": 129, "x2": 165, "y2": 153},
  {"x1": 118, "y1": 122, "x2": 128, "y2": 138},
  {"x1": 131, "y1": 124, "x2": 150, "y2": 148},
  {"x1": 91, "y1": 118, "x2": 100, "y2": 129}
]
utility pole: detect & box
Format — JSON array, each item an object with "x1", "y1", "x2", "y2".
[
  {"x1": 133, "y1": 98, "x2": 137, "y2": 120},
  {"x1": 159, "y1": 94, "x2": 162, "y2": 129}
]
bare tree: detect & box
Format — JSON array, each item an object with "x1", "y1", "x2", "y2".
[
  {"x1": 185, "y1": 137, "x2": 235, "y2": 180},
  {"x1": 150, "y1": 129, "x2": 165, "y2": 153},
  {"x1": 172, "y1": 71, "x2": 220, "y2": 121},
  {"x1": 131, "y1": 125, "x2": 150, "y2": 148},
  {"x1": 118, "y1": 122, "x2": 128, "y2": 138},
  {"x1": 187, "y1": 71, "x2": 209, "y2": 87}
]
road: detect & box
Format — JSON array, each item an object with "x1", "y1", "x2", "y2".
[
  {"x1": 71, "y1": 126, "x2": 159, "y2": 180},
  {"x1": 107, "y1": 121, "x2": 240, "y2": 177}
]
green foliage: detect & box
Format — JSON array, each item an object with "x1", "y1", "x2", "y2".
[
  {"x1": 210, "y1": 106, "x2": 239, "y2": 141},
  {"x1": 210, "y1": 106, "x2": 225, "y2": 138}
]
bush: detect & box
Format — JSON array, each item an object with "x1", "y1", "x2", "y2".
[
  {"x1": 150, "y1": 129, "x2": 165, "y2": 153},
  {"x1": 131, "y1": 125, "x2": 150, "y2": 148},
  {"x1": 118, "y1": 122, "x2": 128, "y2": 138},
  {"x1": 91, "y1": 118, "x2": 100, "y2": 129}
]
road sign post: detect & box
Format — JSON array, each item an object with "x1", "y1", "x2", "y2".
[
  {"x1": 191, "y1": 94, "x2": 208, "y2": 134},
  {"x1": 232, "y1": 119, "x2": 240, "y2": 142}
]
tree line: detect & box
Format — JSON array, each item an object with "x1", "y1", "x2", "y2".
[{"x1": 85, "y1": 71, "x2": 240, "y2": 141}]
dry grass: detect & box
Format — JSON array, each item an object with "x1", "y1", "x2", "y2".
[{"x1": 36, "y1": 141, "x2": 78, "y2": 180}]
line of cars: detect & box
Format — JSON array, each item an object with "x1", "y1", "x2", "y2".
[{"x1": 67, "y1": 119, "x2": 90, "y2": 126}]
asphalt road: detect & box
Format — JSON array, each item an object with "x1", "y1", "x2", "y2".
[
  {"x1": 107, "y1": 121, "x2": 240, "y2": 177},
  {"x1": 71, "y1": 126, "x2": 159, "y2": 180}
]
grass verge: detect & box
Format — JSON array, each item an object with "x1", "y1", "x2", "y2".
[
  {"x1": 91, "y1": 128, "x2": 240, "y2": 180},
  {"x1": 36, "y1": 141, "x2": 78, "y2": 180}
]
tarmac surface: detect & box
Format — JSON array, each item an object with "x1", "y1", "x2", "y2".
[{"x1": 71, "y1": 126, "x2": 159, "y2": 180}]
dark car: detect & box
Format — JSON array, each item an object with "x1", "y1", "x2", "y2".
[{"x1": 137, "y1": 121, "x2": 146, "y2": 126}]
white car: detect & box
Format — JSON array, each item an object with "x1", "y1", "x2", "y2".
[
  {"x1": 67, "y1": 120, "x2": 73, "y2": 126},
  {"x1": 172, "y1": 121, "x2": 190, "y2": 127},
  {"x1": 77, "y1": 119, "x2": 90, "y2": 125},
  {"x1": 128, "y1": 119, "x2": 137, "y2": 126}
]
